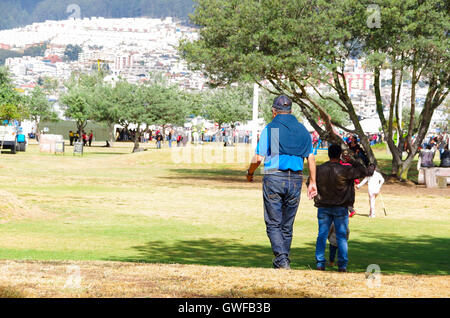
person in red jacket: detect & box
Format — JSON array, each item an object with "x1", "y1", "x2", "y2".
[
  {"x1": 82, "y1": 132, "x2": 88, "y2": 146},
  {"x1": 88, "y1": 131, "x2": 94, "y2": 147}
]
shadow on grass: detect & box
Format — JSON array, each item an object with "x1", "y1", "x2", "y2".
[
  {"x1": 82, "y1": 152, "x2": 129, "y2": 156},
  {"x1": 376, "y1": 158, "x2": 421, "y2": 183},
  {"x1": 109, "y1": 234, "x2": 450, "y2": 275},
  {"x1": 164, "y1": 168, "x2": 249, "y2": 183},
  {"x1": 167, "y1": 160, "x2": 421, "y2": 184}
]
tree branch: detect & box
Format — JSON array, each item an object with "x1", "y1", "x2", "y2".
[{"x1": 331, "y1": 120, "x2": 356, "y2": 134}]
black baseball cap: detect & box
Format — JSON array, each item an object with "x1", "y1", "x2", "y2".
[{"x1": 273, "y1": 95, "x2": 292, "y2": 111}]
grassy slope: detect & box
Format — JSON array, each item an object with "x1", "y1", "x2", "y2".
[{"x1": 0, "y1": 141, "x2": 448, "y2": 279}]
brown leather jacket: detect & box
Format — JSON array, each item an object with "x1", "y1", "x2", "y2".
[{"x1": 313, "y1": 160, "x2": 367, "y2": 208}]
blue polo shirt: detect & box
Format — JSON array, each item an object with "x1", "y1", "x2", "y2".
[{"x1": 256, "y1": 126, "x2": 313, "y2": 172}]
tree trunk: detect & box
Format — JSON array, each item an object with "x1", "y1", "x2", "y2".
[
  {"x1": 108, "y1": 122, "x2": 115, "y2": 146},
  {"x1": 397, "y1": 153, "x2": 416, "y2": 181},
  {"x1": 359, "y1": 133, "x2": 376, "y2": 164},
  {"x1": 132, "y1": 129, "x2": 141, "y2": 153},
  {"x1": 35, "y1": 120, "x2": 40, "y2": 143}
]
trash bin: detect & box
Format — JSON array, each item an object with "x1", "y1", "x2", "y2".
[{"x1": 437, "y1": 176, "x2": 447, "y2": 188}]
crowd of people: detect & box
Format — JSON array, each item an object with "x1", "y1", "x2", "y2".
[
  {"x1": 418, "y1": 134, "x2": 450, "y2": 168},
  {"x1": 115, "y1": 128, "x2": 138, "y2": 142},
  {"x1": 111, "y1": 122, "x2": 448, "y2": 169},
  {"x1": 112, "y1": 125, "x2": 255, "y2": 149},
  {"x1": 114, "y1": 127, "x2": 190, "y2": 149},
  {"x1": 343, "y1": 132, "x2": 383, "y2": 146},
  {"x1": 69, "y1": 130, "x2": 94, "y2": 147}
]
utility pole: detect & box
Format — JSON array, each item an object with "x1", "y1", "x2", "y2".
[
  {"x1": 251, "y1": 0, "x2": 261, "y2": 150},
  {"x1": 251, "y1": 83, "x2": 259, "y2": 150}
]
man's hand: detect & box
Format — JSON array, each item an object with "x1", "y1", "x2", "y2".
[
  {"x1": 308, "y1": 182, "x2": 318, "y2": 200},
  {"x1": 247, "y1": 154, "x2": 263, "y2": 183},
  {"x1": 307, "y1": 154, "x2": 317, "y2": 199}
]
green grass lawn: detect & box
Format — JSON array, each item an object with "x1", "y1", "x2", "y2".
[{"x1": 0, "y1": 141, "x2": 448, "y2": 275}]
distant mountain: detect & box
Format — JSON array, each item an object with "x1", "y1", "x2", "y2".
[{"x1": 0, "y1": 0, "x2": 195, "y2": 31}]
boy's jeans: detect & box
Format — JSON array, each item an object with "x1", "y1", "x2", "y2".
[
  {"x1": 315, "y1": 206, "x2": 349, "y2": 269},
  {"x1": 263, "y1": 172, "x2": 302, "y2": 267},
  {"x1": 329, "y1": 244, "x2": 338, "y2": 263}
]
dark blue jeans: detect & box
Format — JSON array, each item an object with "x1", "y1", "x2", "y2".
[
  {"x1": 315, "y1": 206, "x2": 349, "y2": 269},
  {"x1": 263, "y1": 172, "x2": 303, "y2": 267},
  {"x1": 329, "y1": 244, "x2": 338, "y2": 263}
]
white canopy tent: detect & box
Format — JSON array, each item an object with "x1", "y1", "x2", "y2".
[
  {"x1": 302, "y1": 120, "x2": 315, "y2": 132},
  {"x1": 345, "y1": 118, "x2": 382, "y2": 134}
]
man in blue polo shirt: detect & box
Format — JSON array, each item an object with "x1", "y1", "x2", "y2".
[{"x1": 247, "y1": 95, "x2": 317, "y2": 269}]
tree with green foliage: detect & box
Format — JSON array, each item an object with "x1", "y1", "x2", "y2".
[
  {"x1": 63, "y1": 44, "x2": 82, "y2": 62},
  {"x1": 27, "y1": 86, "x2": 58, "y2": 141},
  {"x1": 40, "y1": 76, "x2": 59, "y2": 95},
  {"x1": 144, "y1": 84, "x2": 188, "y2": 128},
  {"x1": 0, "y1": 103, "x2": 28, "y2": 122},
  {"x1": 179, "y1": 0, "x2": 378, "y2": 161},
  {"x1": 1, "y1": 42, "x2": 48, "y2": 66},
  {"x1": 180, "y1": 0, "x2": 449, "y2": 180},
  {"x1": 24, "y1": 42, "x2": 48, "y2": 57},
  {"x1": 362, "y1": 0, "x2": 449, "y2": 179},
  {"x1": 90, "y1": 83, "x2": 119, "y2": 144},
  {"x1": 60, "y1": 87, "x2": 93, "y2": 136},
  {"x1": 98, "y1": 79, "x2": 187, "y2": 153},
  {"x1": 60, "y1": 73, "x2": 104, "y2": 136},
  {"x1": 182, "y1": 90, "x2": 205, "y2": 118},
  {"x1": 0, "y1": 49, "x2": 22, "y2": 66},
  {"x1": 201, "y1": 85, "x2": 253, "y2": 128},
  {"x1": 0, "y1": 67, "x2": 28, "y2": 122},
  {"x1": 112, "y1": 81, "x2": 150, "y2": 152},
  {"x1": 0, "y1": 67, "x2": 11, "y2": 86},
  {"x1": 63, "y1": 72, "x2": 190, "y2": 152}
]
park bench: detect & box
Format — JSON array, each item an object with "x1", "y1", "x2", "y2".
[{"x1": 418, "y1": 167, "x2": 450, "y2": 188}]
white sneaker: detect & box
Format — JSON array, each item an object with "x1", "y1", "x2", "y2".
[{"x1": 369, "y1": 214, "x2": 376, "y2": 218}]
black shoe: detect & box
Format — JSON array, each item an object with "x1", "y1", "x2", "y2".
[
  {"x1": 316, "y1": 266, "x2": 325, "y2": 271},
  {"x1": 274, "y1": 259, "x2": 291, "y2": 270},
  {"x1": 338, "y1": 268, "x2": 347, "y2": 273}
]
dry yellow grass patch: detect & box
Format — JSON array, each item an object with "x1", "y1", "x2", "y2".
[
  {"x1": 0, "y1": 190, "x2": 51, "y2": 223},
  {"x1": 0, "y1": 260, "x2": 447, "y2": 298}
]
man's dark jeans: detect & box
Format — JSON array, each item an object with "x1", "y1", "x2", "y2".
[{"x1": 263, "y1": 171, "x2": 302, "y2": 268}]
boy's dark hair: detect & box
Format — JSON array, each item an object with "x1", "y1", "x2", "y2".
[
  {"x1": 328, "y1": 144, "x2": 342, "y2": 159},
  {"x1": 367, "y1": 163, "x2": 376, "y2": 177},
  {"x1": 426, "y1": 144, "x2": 432, "y2": 150}
]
